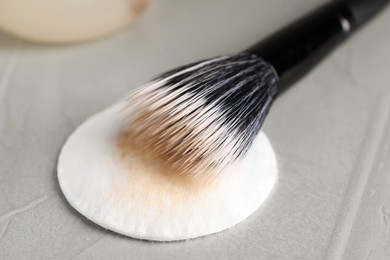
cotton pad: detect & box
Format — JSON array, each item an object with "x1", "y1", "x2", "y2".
[{"x1": 58, "y1": 100, "x2": 278, "y2": 241}]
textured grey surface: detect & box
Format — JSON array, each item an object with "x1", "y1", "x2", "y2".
[{"x1": 1, "y1": 0, "x2": 390, "y2": 259}]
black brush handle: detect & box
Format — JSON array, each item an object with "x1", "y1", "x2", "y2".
[
  {"x1": 246, "y1": 0, "x2": 389, "y2": 94},
  {"x1": 344, "y1": 0, "x2": 390, "y2": 25}
]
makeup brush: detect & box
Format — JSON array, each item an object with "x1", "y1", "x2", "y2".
[{"x1": 127, "y1": 0, "x2": 389, "y2": 177}]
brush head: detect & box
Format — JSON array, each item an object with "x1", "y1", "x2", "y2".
[{"x1": 126, "y1": 53, "x2": 279, "y2": 177}]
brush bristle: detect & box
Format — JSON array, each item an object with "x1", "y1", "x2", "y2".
[{"x1": 125, "y1": 53, "x2": 278, "y2": 177}]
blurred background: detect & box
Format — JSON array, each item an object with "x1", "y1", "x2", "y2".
[{"x1": 1, "y1": 0, "x2": 390, "y2": 259}]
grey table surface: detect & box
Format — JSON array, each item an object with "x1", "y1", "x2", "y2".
[{"x1": 1, "y1": 0, "x2": 390, "y2": 259}]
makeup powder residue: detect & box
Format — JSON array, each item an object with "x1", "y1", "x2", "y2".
[
  {"x1": 125, "y1": 102, "x2": 221, "y2": 176},
  {"x1": 109, "y1": 130, "x2": 217, "y2": 211}
]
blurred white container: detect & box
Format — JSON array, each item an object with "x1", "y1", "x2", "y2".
[{"x1": 0, "y1": 0, "x2": 149, "y2": 43}]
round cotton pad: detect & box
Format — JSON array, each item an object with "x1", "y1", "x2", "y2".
[{"x1": 58, "y1": 101, "x2": 278, "y2": 241}]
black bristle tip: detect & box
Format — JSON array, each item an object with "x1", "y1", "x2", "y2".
[{"x1": 156, "y1": 53, "x2": 278, "y2": 167}]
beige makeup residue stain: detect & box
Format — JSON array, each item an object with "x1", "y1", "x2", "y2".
[{"x1": 108, "y1": 130, "x2": 218, "y2": 212}]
